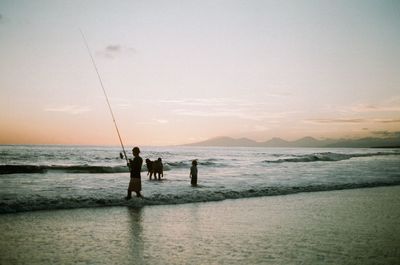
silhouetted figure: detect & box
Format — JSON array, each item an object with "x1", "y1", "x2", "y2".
[
  {"x1": 190, "y1": 160, "x2": 198, "y2": 186},
  {"x1": 153, "y1": 157, "x2": 164, "y2": 180},
  {"x1": 145, "y1": 158, "x2": 154, "y2": 180},
  {"x1": 145, "y1": 157, "x2": 164, "y2": 180},
  {"x1": 126, "y1": 147, "x2": 143, "y2": 199}
]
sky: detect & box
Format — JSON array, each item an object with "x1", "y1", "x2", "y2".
[{"x1": 0, "y1": 0, "x2": 399, "y2": 146}]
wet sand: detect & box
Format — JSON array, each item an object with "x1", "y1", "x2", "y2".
[{"x1": 1, "y1": 186, "x2": 399, "y2": 264}]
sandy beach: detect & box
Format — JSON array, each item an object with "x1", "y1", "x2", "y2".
[{"x1": 1, "y1": 185, "x2": 399, "y2": 265}]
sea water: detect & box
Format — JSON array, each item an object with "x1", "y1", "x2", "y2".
[
  {"x1": 1, "y1": 187, "x2": 399, "y2": 264},
  {"x1": 0, "y1": 145, "x2": 399, "y2": 213}
]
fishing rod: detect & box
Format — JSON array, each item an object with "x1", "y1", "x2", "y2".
[{"x1": 80, "y1": 29, "x2": 129, "y2": 164}]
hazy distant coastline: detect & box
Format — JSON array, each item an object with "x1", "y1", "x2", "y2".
[{"x1": 184, "y1": 135, "x2": 400, "y2": 148}]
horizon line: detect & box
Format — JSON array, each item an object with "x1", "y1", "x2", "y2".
[{"x1": 2, "y1": 132, "x2": 399, "y2": 147}]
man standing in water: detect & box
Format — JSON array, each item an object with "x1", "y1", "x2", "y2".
[{"x1": 126, "y1": 147, "x2": 143, "y2": 199}]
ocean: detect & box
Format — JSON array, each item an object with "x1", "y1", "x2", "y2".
[
  {"x1": 0, "y1": 145, "x2": 399, "y2": 213},
  {"x1": 1, "y1": 145, "x2": 400, "y2": 264}
]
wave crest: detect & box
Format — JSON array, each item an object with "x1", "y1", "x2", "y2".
[
  {"x1": 263, "y1": 152, "x2": 399, "y2": 163},
  {"x1": 0, "y1": 165, "x2": 129, "y2": 175},
  {"x1": 1, "y1": 181, "x2": 399, "y2": 213}
]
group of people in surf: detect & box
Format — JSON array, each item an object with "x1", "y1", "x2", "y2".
[{"x1": 125, "y1": 147, "x2": 198, "y2": 200}]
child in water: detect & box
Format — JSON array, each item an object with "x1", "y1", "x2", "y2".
[{"x1": 190, "y1": 160, "x2": 198, "y2": 186}]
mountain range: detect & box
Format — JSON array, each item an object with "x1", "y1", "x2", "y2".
[{"x1": 184, "y1": 136, "x2": 400, "y2": 148}]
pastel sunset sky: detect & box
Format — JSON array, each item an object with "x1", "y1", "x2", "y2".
[{"x1": 1, "y1": 0, "x2": 399, "y2": 146}]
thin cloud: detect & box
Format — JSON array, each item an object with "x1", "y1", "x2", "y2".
[
  {"x1": 97, "y1": 44, "x2": 136, "y2": 58},
  {"x1": 160, "y1": 97, "x2": 297, "y2": 121},
  {"x1": 136, "y1": 119, "x2": 169, "y2": 126},
  {"x1": 350, "y1": 100, "x2": 400, "y2": 113},
  {"x1": 44, "y1": 105, "x2": 91, "y2": 115},
  {"x1": 157, "y1": 99, "x2": 186, "y2": 104},
  {"x1": 374, "y1": 119, "x2": 400, "y2": 123},
  {"x1": 371, "y1": 131, "x2": 400, "y2": 138},
  {"x1": 263, "y1": 91, "x2": 292, "y2": 98},
  {"x1": 104, "y1": 97, "x2": 132, "y2": 109},
  {"x1": 106, "y1": 45, "x2": 121, "y2": 52},
  {"x1": 155, "y1": 119, "x2": 168, "y2": 124},
  {"x1": 306, "y1": 118, "x2": 400, "y2": 124},
  {"x1": 158, "y1": 98, "x2": 241, "y2": 107},
  {"x1": 116, "y1": 103, "x2": 131, "y2": 109},
  {"x1": 172, "y1": 107, "x2": 296, "y2": 121},
  {"x1": 173, "y1": 108, "x2": 241, "y2": 118},
  {"x1": 306, "y1": 118, "x2": 366, "y2": 124}
]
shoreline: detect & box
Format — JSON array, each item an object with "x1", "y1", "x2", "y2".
[
  {"x1": 1, "y1": 185, "x2": 400, "y2": 264},
  {"x1": 2, "y1": 182, "x2": 400, "y2": 214}
]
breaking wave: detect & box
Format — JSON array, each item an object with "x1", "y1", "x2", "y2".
[
  {"x1": 263, "y1": 152, "x2": 400, "y2": 163},
  {"x1": 0, "y1": 158, "x2": 227, "y2": 175},
  {"x1": 1, "y1": 181, "x2": 400, "y2": 214},
  {"x1": 0, "y1": 165, "x2": 129, "y2": 175}
]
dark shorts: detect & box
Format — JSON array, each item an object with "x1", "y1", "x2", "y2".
[{"x1": 128, "y1": 178, "x2": 141, "y2": 192}]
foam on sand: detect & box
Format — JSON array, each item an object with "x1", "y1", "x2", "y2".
[{"x1": 0, "y1": 186, "x2": 399, "y2": 264}]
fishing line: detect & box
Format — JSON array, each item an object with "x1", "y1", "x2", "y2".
[{"x1": 80, "y1": 29, "x2": 128, "y2": 163}]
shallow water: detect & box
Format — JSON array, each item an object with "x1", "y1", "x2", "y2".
[
  {"x1": 1, "y1": 145, "x2": 400, "y2": 213},
  {"x1": 1, "y1": 186, "x2": 399, "y2": 264}
]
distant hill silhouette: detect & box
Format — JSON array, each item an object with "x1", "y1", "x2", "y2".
[
  {"x1": 184, "y1": 135, "x2": 400, "y2": 148},
  {"x1": 189, "y1": 136, "x2": 260, "y2": 147},
  {"x1": 262, "y1": 137, "x2": 291, "y2": 147}
]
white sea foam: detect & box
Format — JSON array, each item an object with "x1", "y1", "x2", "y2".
[{"x1": 0, "y1": 145, "x2": 399, "y2": 213}]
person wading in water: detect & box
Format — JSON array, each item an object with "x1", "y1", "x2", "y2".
[
  {"x1": 190, "y1": 159, "x2": 198, "y2": 186},
  {"x1": 126, "y1": 147, "x2": 143, "y2": 199}
]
